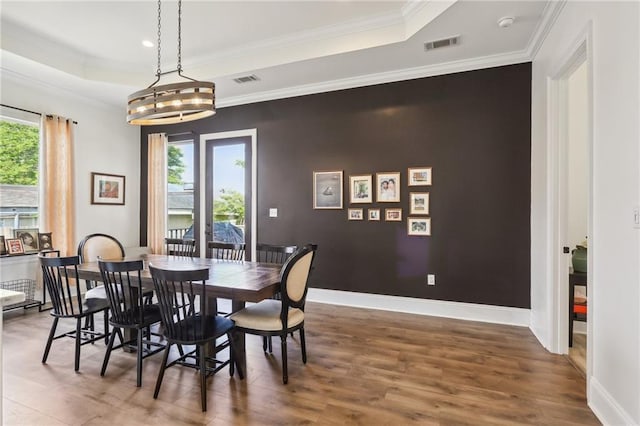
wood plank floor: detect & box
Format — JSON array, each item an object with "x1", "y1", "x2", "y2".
[{"x1": 2, "y1": 302, "x2": 599, "y2": 425}]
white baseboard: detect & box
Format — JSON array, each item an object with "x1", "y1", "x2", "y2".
[
  {"x1": 589, "y1": 377, "x2": 638, "y2": 426},
  {"x1": 306, "y1": 288, "x2": 530, "y2": 327}
]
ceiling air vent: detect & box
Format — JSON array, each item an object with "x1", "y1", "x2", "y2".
[
  {"x1": 233, "y1": 74, "x2": 260, "y2": 84},
  {"x1": 424, "y1": 36, "x2": 460, "y2": 51}
]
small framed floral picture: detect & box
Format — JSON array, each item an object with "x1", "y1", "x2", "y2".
[
  {"x1": 368, "y1": 209, "x2": 380, "y2": 221},
  {"x1": 385, "y1": 208, "x2": 402, "y2": 222},
  {"x1": 349, "y1": 175, "x2": 372, "y2": 204},
  {"x1": 348, "y1": 208, "x2": 364, "y2": 220},
  {"x1": 6, "y1": 238, "x2": 24, "y2": 255},
  {"x1": 408, "y1": 217, "x2": 431, "y2": 236},
  {"x1": 408, "y1": 167, "x2": 432, "y2": 186},
  {"x1": 409, "y1": 192, "x2": 430, "y2": 215}
]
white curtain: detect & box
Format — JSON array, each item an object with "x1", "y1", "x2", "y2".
[
  {"x1": 40, "y1": 115, "x2": 75, "y2": 256},
  {"x1": 147, "y1": 133, "x2": 167, "y2": 254}
]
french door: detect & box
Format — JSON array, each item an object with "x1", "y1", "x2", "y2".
[{"x1": 200, "y1": 131, "x2": 255, "y2": 259}]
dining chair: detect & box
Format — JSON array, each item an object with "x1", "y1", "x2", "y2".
[
  {"x1": 149, "y1": 264, "x2": 244, "y2": 412},
  {"x1": 98, "y1": 259, "x2": 165, "y2": 387},
  {"x1": 207, "y1": 241, "x2": 245, "y2": 260},
  {"x1": 255, "y1": 243, "x2": 298, "y2": 352},
  {"x1": 39, "y1": 254, "x2": 110, "y2": 372},
  {"x1": 77, "y1": 233, "x2": 125, "y2": 299},
  {"x1": 164, "y1": 238, "x2": 196, "y2": 257},
  {"x1": 230, "y1": 244, "x2": 317, "y2": 384}
]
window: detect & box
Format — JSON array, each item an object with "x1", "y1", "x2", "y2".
[
  {"x1": 0, "y1": 111, "x2": 41, "y2": 242},
  {"x1": 166, "y1": 138, "x2": 194, "y2": 239}
]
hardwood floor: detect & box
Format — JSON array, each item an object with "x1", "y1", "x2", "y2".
[
  {"x1": 2, "y1": 302, "x2": 599, "y2": 425},
  {"x1": 569, "y1": 332, "x2": 587, "y2": 376}
]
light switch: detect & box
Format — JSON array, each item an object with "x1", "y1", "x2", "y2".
[{"x1": 269, "y1": 208, "x2": 278, "y2": 218}]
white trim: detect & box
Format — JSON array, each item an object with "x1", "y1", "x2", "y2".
[
  {"x1": 589, "y1": 377, "x2": 637, "y2": 426},
  {"x1": 198, "y1": 129, "x2": 257, "y2": 259},
  {"x1": 219, "y1": 50, "x2": 530, "y2": 108},
  {"x1": 307, "y1": 288, "x2": 530, "y2": 327}
]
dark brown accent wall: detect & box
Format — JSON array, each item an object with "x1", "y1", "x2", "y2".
[{"x1": 140, "y1": 63, "x2": 532, "y2": 308}]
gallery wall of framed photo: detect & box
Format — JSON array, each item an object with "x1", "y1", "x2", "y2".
[{"x1": 315, "y1": 167, "x2": 432, "y2": 236}]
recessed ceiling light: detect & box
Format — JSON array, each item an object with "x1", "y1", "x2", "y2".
[
  {"x1": 142, "y1": 40, "x2": 154, "y2": 48},
  {"x1": 497, "y1": 16, "x2": 515, "y2": 28}
]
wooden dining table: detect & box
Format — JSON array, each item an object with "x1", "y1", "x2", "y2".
[{"x1": 74, "y1": 254, "x2": 282, "y2": 375}]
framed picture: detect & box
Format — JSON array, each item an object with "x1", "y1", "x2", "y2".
[
  {"x1": 368, "y1": 209, "x2": 380, "y2": 221},
  {"x1": 14, "y1": 229, "x2": 39, "y2": 252},
  {"x1": 409, "y1": 192, "x2": 430, "y2": 215},
  {"x1": 385, "y1": 208, "x2": 402, "y2": 222},
  {"x1": 91, "y1": 172, "x2": 125, "y2": 205},
  {"x1": 376, "y1": 172, "x2": 400, "y2": 202},
  {"x1": 38, "y1": 232, "x2": 54, "y2": 251},
  {"x1": 408, "y1": 217, "x2": 431, "y2": 236},
  {"x1": 0, "y1": 236, "x2": 6, "y2": 255},
  {"x1": 348, "y1": 208, "x2": 364, "y2": 220},
  {"x1": 408, "y1": 167, "x2": 432, "y2": 186},
  {"x1": 349, "y1": 174, "x2": 372, "y2": 204},
  {"x1": 6, "y1": 238, "x2": 24, "y2": 255},
  {"x1": 313, "y1": 171, "x2": 343, "y2": 209}
]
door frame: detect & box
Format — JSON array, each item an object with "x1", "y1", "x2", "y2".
[
  {"x1": 199, "y1": 129, "x2": 257, "y2": 259},
  {"x1": 547, "y1": 23, "x2": 593, "y2": 379}
]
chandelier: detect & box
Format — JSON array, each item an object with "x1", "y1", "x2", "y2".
[{"x1": 127, "y1": 0, "x2": 215, "y2": 125}]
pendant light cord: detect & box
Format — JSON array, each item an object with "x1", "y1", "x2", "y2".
[{"x1": 156, "y1": 0, "x2": 162, "y2": 78}]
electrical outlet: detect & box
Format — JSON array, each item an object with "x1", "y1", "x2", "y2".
[{"x1": 427, "y1": 274, "x2": 436, "y2": 285}]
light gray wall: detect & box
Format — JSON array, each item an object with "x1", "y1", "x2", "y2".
[{"x1": 0, "y1": 71, "x2": 141, "y2": 250}]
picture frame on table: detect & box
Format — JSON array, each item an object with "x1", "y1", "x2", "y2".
[
  {"x1": 376, "y1": 172, "x2": 400, "y2": 202},
  {"x1": 91, "y1": 172, "x2": 125, "y2": 205},
  {"x1": 14, "y1": 228, "x2": 39, "y2": 252},
  {"x1": 6, "y1": 238, "x2": 24, "y2": 255},
  {"x1": 38, "y1": 232, "x2": 54, "y2": 251},
  {"x1": 349, "y1": 174, "x2": 372, "y2": 204},
  {"x1": 408, "y1": 217, "x2": 431, "y2": 236},
  {"x1": 368, "y1": 209, "x2": 380, "y2": 221},
  {"x1": 0, "y1": 236, "x2": 6, "y2": 255},
  {"x1": 313, "y1": 171, "x2": 343, "y2": 209},
  {"x1": 408, "y1": 167, "x2": 432, "y2": 186},
  {"x1": 409, "y1": 192, "x2": 430, "y2": 215},
  {"x1": 348, "y1": 208, "x2": 364, "y2": 220},
  {"x1": 385, "y1": 208, "x2": 402, "y2": 222}
]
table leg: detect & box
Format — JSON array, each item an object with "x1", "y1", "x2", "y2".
[{"x1": 231, "y1": 300, "x2": 247, "y2": 375}]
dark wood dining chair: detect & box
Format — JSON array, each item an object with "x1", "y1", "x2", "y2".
[
  {"x1": 98, "y1": 259, "x2": 165, "y2": 387},
  {"x1": 255, "y1": 243, "x2": 298, "y2": 264},
  {"x1": 39, "y1": 254, "x2": 110, "y2": 372},
  {"x1": 256, "y1": 243, "x2": 298, "y2": 352},
  {"x1": 149, "y1": 264, "x2": 244, "y2": 412},
  {"x1": 207, "y1": 241, "x2": 245, "y2": 260},
  {"x1": 164, "y1": 238, "x2": 196, "y2": 257},
  {"x1": 230, "y1": 244, "x2": 317, "y2": 384}
]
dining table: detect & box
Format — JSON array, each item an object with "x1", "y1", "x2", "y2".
[{"x1": 74, "y1": 253, "x2": 282, "y2": 375}]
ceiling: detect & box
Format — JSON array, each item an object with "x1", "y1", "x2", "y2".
[{"x1": 1, "y1": 1, "x2": 550, "y2": 109}]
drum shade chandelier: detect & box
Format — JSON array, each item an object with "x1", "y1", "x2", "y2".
[{"x1": 127, "y1": 0, "x2": 215, "y2": 125}]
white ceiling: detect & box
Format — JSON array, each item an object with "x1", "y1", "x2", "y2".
[{"x1": 1, "y1": 1, "x2": 550, "y2": 109}]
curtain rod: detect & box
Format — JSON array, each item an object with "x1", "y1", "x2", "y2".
[{"x1": 0, "y1": 104, "x2": 78, "y2": 124}]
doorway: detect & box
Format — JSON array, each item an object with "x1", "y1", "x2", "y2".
[
  {"x1": 199, "y1": 130, "x2": 257, "y2": 258},
  {"x1": 548, "y1": 33, "x2": 593, "y2": 378}
]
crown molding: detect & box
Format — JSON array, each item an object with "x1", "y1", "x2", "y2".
[
  {"x1": 218, "y1": 49, "x2": 531, "y2": 108},
  {"x1": 526, "y1": 0, "x2": 567, "y2": 60}
]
